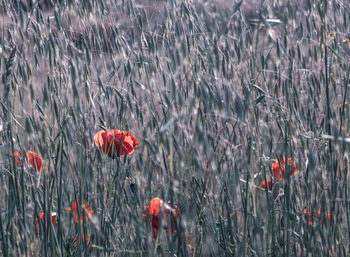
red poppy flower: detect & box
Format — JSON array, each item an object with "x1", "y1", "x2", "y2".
[
  {"x1": 272, "y1": 157, "x2": 298, "y2": 180},
  {"x1": 143, "y1": 198, "x2": 180, "y2": 238},
  {"x1": 260, "y1": 179, "x2": 272, "y2": 190},
  {"x1": 303, "y1": 209, "x2": 331, "y2": 225},
  {"x1": 94, "y1": 129, "x2": 139, "y2": 158},
  {"x1": 12, "y1": 151, "x2": 22, "y2": 167},
  {"x1": 74, "y1": 233, "x2": 91, "y2": 249},
  {"x1": 26, "y1": 151, "x2": 44, "y2": 171},
  {"x1": 67, "y1": 200, "x2": 93, "y2": 223},
  {"x1": 35, "y1": 211, "x2": 57, "y2": 232}
]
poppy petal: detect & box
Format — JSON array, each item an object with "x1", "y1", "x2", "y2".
[
  {"x1": 272, "y1": 161, "x2": 282, "y2": 180},
  {"x1": 93, "y1": 130, "x2": 106, "y2": 149},
  {"x1": 144, "y1": 198, "x2": 179, "y2": 238},
  {"x1": 35, "y1": 211, "x2": 57, "y2": 233},
  {"x1": 110, "y1": 129, "x2": 139, "y2": 156},
  {"x1": 272, "y1": 158, "x2": 298, "y2": 180},
  {"x1": 260, "y1": 179, "x2": 272, "y2": 190},
  {"x1": 12, "y1": 151, "x2": 21, "y2": 167},
  {"x1": 26, "y1": 151, "x2": 44, "y2": 171},
  {"x1": 94, "y1": 129, "x2": 139, "y2": 158},
  {"x1": 68, "y1": 200, "x2": 93, "y2": 223}
]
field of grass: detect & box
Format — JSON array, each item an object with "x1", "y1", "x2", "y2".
[{"x1": 1, "y1": 0, "x2": 350, "y2": 256}]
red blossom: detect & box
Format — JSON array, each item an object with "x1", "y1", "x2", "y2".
[
  {"x1": 35, "y1": 211, "x2": 57, "y2": 233},
  {"x1": 94, "y1": 129, "x2": 139, "y2": 158},
  {"x1": 260, "y1": 179, "x2": 272, "y2": 191},
  {"x1": 303, "y1": 209, "x2": 331, "y2": 225},
  {"x1": 12, "y1": 151, "x2": 22, "y2": 167},
  {"x1": 143, "y1": 198, "x2": 179, "y2": 238},
  {"x1": 272, "y1": 157, "x2": 298, "y2": 181},
  {"x1": 26, "y1": 151, "x2": 44, "y2": 171},
  {"x1": 67, "y1": 200, "x2": 93, "y2": 223},
  {"x1": 74, "y1": 233, "x2": 91, "y2": 249}
]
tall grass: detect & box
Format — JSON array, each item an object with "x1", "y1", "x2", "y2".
[{"x1": 0, "y1": 0, "x2": 350, "y2": 256}]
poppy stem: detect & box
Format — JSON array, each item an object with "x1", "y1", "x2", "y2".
[
  {"x1": 243, "y1": 137, "x2": 252, "y2": 257},
  {"x1": 169, "y1": 128, "x2": 174, "y2": 178},
  {"x1": 243, "y1": 173, "x2": 249, "y2": 257}
]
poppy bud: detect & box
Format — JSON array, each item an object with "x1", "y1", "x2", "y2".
[
  {"x1": 25, "y1": 117, "x2": 34, "y2": 134},
  {"x1": 130, "y1": 182, "x2": 137, "y2": 193}
]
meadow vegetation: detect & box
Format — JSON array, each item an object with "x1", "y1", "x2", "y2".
[{"x1": 0, "y1": 0, "x2": 350, "y2": 256}]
